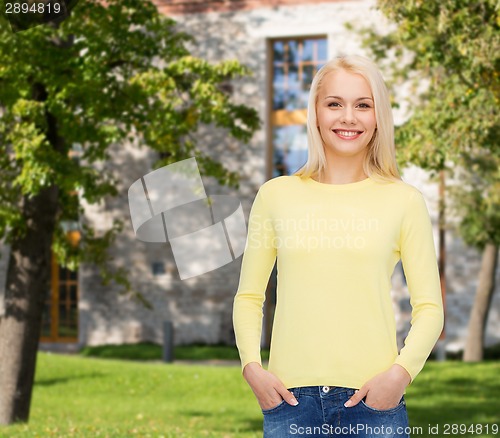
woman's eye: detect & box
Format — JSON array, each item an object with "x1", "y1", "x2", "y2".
[
  {"x1": 328, "y1": 102, "x2": 341, "y2": 108},
  {"x1": 357, "y1": 103, "x2": 372, "y2": 109}
]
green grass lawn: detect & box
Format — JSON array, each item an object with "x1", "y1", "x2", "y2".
[{"x1": 1, "y1": 353, "x2": 499, "y2": 437}]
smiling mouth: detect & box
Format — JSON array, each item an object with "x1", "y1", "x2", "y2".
[{"x1": 333, "y1": 129, "x2": 364, "y2": 139}]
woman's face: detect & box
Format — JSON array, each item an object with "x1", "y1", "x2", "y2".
[{"x1": 316, "y1": 69, "x2": 376, "y2": 160}]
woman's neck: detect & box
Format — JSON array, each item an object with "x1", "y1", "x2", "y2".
[{"x1": 318, "y1": 156, "x2": 368, "y2": 185}]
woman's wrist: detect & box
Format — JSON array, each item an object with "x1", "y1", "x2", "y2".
[
  {"x1": 390, "y1": 364, "x2": 412, "y2": 387},
  {"x1": 243, "y1": 362, "x2": 262, "y2": 379}
]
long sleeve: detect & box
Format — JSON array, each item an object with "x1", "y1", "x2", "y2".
[
  {"x1": 393, "y1": 190, "x2": 445, "y2": 383},
  {"x1": 232, "y1": 175, "x2": 444, "y2": 390},
  {"x1": 232, "y1": 185, "x2": 277, "y2": 373}
]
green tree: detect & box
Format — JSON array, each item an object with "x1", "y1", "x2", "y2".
[
  {"x1": 0, "y1": 0, "x2": 259, "y2": 425},
  {"x1": 358, "y1": 0, "x2": 499, "y2": 360},
  {"x1": 448, "y1": 153, "x2": 500, "y2": 361}
]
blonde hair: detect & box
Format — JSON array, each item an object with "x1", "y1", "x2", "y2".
[{"x1": 294, "y1": 55, "x2": 401, "y2": 183}]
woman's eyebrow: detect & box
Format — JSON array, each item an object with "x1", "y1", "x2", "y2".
[{"x1": 324, "y1": 95, "x2": 374, "y2": 101}]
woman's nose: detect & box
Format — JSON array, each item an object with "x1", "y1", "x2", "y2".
[{"x1": 341, "y1": 107, "x2": 356, "y2": 124}]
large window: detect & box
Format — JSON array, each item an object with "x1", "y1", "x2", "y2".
[{"x1": 269, "y1": 37, "x2": 327, "y2": 178}]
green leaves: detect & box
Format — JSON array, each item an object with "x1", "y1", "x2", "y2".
[
  {"x1": 0, "y1": 0, "x2": 259, "y2": 294},
  {"x1": 358, "y1": 0, "x2": 500, "y2": 248}
]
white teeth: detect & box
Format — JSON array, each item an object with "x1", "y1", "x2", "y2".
[{"x1": 336, "y1": 130, "x2": 360, "y2": 137}]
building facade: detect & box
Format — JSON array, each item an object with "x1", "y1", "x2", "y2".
[{"x1": 0, "y1": 0, "x2": 499, "y2": 354}]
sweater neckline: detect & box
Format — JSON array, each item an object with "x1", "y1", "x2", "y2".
[{"x1": 301, "y1": 175, "x2": 375, "y2": 191}]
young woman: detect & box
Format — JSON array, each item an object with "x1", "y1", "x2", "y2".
[{"x1": 233, "y1": 55, "x2": 444, "y2": 438}]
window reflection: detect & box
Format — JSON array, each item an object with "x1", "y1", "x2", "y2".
[
  {"x1": 272, "y1": 38, "x2": 327, "y2": 111},
  {"x1": 273, "y1": 125, "x2": 309, "y2": 178}
]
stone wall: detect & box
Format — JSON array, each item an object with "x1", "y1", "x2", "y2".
[{"x1": 78, "y1": 139, "x2": 244, "y2": 347}]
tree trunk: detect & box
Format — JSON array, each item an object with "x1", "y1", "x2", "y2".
[
  {"x1": 463, "y1": 242, "x2": 499, "y2": 362},
  {"x1": 0, "y1": 184, "x2": 59, "y2": 425},
  {"x1": 0, "y1": 47, "x2": 67, "y2": 423}
]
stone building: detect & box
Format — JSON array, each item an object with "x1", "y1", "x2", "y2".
[{"x1": 0, "y1": 0, "x2": 499, "y2": 355}]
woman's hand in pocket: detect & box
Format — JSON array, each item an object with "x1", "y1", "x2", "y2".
[
  {"x1": 243, "y1": 362, "x2": 299, "y2": 410},
  {"x1": 344, "y1": 364, "x2": 411, "y2": 410}
]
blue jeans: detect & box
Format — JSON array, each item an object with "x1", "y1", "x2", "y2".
[{"x1": 262, "y1": 386, "x2": 410, "y2": 438}]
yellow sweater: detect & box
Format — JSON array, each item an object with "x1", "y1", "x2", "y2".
[{"x1": 232, "y1": 175, "x2": 444, "y2": 390}]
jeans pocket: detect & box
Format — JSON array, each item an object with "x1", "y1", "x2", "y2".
[
  {"x1": 261, "y1": 399, "x2": 287, "y2": 414},
  {"x1": 360, "y1": 396, "x2": 406, "y2": 413}
]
